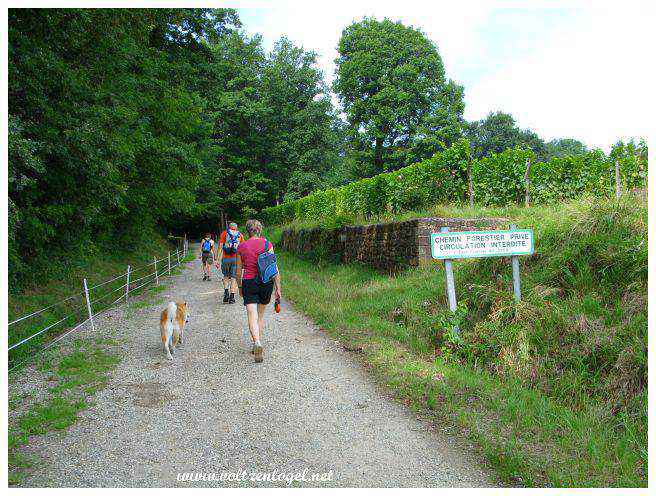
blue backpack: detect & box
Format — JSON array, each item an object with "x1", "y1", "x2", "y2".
[
  {"x1": 202, "y1": 238, "x2": 212, "y2": 253},
  {"x1": 257, "y1": 239, "x2": 278, "y2": 284},
  {"x1": 223, "y1": 230, "x2": 240, "y2": 255}
]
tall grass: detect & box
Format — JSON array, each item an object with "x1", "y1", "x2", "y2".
[{"x1": 271, "y1": 195, "x2": 647, "y2": 487}]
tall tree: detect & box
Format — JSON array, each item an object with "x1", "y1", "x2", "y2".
[
  {"x1": 466, "y1": 111, "x2": 547, "y2": 161},
  {"x1": 260, "y1": 37, "x2": 343, "y2": 203},
  {"x1": 8, "y1": 8, "x2": 238, "y2": 286},
  {"x1": 544, "y1": 138, "x2": 587, "y2": 160},
  {"x1": 334, "y1": 17, "x2": 464, "y2": 177}
]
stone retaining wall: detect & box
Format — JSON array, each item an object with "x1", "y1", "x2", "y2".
[{"x1": 280, "y1": 217, "x2": 509, "y2": 271}]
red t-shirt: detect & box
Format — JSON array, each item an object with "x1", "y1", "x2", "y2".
[{"x1": 238, "y1": 237, "x2": 273, "y2": 280}]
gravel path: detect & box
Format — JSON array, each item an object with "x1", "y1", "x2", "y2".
[{"x1": 16, "y1": 246, "x2": 494, "y2": 487}]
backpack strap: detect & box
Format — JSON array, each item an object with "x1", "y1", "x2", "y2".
[{"x1": 263, "y1": 239, "x2": 269, "y2": 253}]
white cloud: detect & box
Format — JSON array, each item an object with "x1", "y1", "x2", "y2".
[
  {"x1": 234, "y1": 1, "x2": 653, "y2": 150},
  {"x1": 465, "y1": 6, "x2": 653, "y2": 150}
]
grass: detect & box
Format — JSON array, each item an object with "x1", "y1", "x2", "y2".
[
  {"x1": 270, "y1": 196, "x2": 647, "y2": 487},
  {"x1": 7, "y1": 241, "x2": 193, "y2": 485},
  {"x1": 8, "y1": 235, "x2": 186, "y2": 367},
  {"x1": 8, "y1": 337, "x2": 121, "y2": 485}
]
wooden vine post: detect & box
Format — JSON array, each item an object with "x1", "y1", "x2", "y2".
[
  {"x1": 637, "y1": 152, "x2": 647, "y2": 200},
  {"x1": 615, "y1": 159, "x2": 621, "y2": 199},
  {"x1": 524, "y1": 158, "x2": 532, "y2": 207},
  {"x1": 468, "y1": 159, "x2": 474, "y2": 208}
]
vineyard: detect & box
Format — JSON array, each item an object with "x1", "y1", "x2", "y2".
[{"x1": 262, "y1": 139, "x2": 647, "y2": 225}]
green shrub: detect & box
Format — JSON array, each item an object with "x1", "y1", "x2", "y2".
[{"x1": 262, "y1": 139, "x2": 647, "y2": 225}]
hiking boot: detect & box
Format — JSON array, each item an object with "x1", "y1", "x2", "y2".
[
  {"x1": 223, "y1": 289, "x2": 229, "y2": 303},
  {"x1": 253, "y1": 343, "x2": 263, "y2": 363},
  {"x1": 228, "y1": 293, "x2": 235, "y2": 304},
  {"x1": 202, "y1": 275, "x2": 207, "y2": 281}
]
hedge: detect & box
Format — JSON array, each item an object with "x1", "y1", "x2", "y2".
[{"x1": 262, "y1": 138, "x2": 646, "y2": 225}]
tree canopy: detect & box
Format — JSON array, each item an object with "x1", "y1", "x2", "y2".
[
  {"x1": 9, "y1": 9, "x2": 630, "y2": 289},
  {"x1": 8, "y1": 8, "x2": 343, "y2": 287},
  {"x1": 334, "y1": 17, "x2": 465, "y2": 177}
]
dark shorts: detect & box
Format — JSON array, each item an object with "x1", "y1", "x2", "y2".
[
  {"x1": 221, "y1": 258, "x2": 237, "y2": 278},
  {"x1": 201, "y1": 252, "x2": 214, "y2": 265},
  {"x1": 242, "y1": 278, "x2": 274, "y2": 306}
]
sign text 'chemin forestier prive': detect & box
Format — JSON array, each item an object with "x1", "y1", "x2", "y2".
[{"x1": 431, "y1": 229, "x2": 534, "y2": 260}]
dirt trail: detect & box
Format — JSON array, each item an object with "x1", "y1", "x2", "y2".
[{"x1": 16, "y1": 246, "x2": 494, "y2": 487}]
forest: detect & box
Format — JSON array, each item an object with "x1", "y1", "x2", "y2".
[{"x1": 8, "y1": 8, "x2": 646, "y2": 289}]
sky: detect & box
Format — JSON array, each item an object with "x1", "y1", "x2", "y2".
[{"x1": 231, "y1": 0, "x2": 652, "y2": 151}]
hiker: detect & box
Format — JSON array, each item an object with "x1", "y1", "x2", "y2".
[
  {"x1": 236, "y1": 219, "x2": 281, "y2": 363},
  {"x1": 199, "y1": 232, "x2": 215, "y2": 281},
  {"x1": 217, "y1": 222, "x2": 244, "y2": 304}
]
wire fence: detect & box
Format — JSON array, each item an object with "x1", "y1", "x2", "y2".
[{"x1": 8, "y1": 237, "x2": 190, "y2": 372}]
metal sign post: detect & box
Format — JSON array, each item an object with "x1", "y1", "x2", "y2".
[
  {"x1": 510, "y1": 224, "x2": 522, "y2": 302},
  {"x1": 440, "y1": 227, "x2": 459, "y2": 336}
]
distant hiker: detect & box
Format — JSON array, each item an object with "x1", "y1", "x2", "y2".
[
  {"x1": 217, "y1": 222, "x2": 244, "y2": 304},
  {"x1": 236, "y1": 219, "x2": 281, "y2": 363},
  {"x1": 200, "y1": 233, "x2": 215, "y2": 281}
]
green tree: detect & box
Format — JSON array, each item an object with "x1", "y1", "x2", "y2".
[
  {"x1": 260, "y1": 37, "x2": 344, "y2": 203},
  {"x1": 544, "y1": 138, "x2": 587, "y2": 160},
  {"x1": 8, "y1": 8, "x2": 237, "y2": 287},
  {"x1": 334, "y1": 17, "x2": 464, "y2": 176},
  {"x1": 466, "y1": 111, "x2": 547, "y2": 161}
]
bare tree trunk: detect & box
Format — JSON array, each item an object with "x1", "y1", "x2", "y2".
[
  {"x1": 374, "y1": 137, "x2": 383, "y2": 172},
  {"x1": 524, "y1": 158, "x2": 532, "y2": 207},
  {"x1": 615, "y1": 159, "x2": 621, "y2": 199}
]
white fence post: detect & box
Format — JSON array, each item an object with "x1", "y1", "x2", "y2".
[
  {"x1": 154, "y1": 256, "x2": 159, "y2": 285},
  {"x1": 168, "y1": 252, "x2": 171, "y2": 275},
  {"x1": 125, "y1": 265, "x2": 131, "y2": 303},
  {"x1": 176, "y1": 249, "x2": 180, "y2": 265},
  {"x1": 83, "y1": 278, "x2": 95, "y2": 332}
]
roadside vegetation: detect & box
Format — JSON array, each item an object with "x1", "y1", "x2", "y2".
[
  {"x1": 269, "y1": 195, "x2": 647, "y2": 487},
  {"x1": 8, "y1": 247, "x2": 195, "y2": 486},
  {"x1": 8, "y1": 235, "x2": 184, "y2": 367}
]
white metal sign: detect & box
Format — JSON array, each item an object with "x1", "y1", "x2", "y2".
[{"x1": 431, "y1": 229, "x2": 534, "y2": 260}]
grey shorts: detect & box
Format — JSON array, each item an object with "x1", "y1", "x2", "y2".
[{"x1": 221, "y1": 258, "x2": 237, "y2": 278}]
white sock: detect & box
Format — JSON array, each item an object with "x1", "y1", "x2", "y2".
[{"x1": 255, "y1": 339, "x2": 261, "y2": 346}]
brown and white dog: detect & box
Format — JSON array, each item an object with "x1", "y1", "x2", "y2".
[{"x1": 160, "y1": 301, "x2": 190, "y2": 360}]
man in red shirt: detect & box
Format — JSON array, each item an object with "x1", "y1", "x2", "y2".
[{"x1": 217, "y1": 222, "x2": 244, "y2": 304}]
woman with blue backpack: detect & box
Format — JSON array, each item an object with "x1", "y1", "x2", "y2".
[{"x1": 236, "y1": 219, "x2": 281, "y2": 363}]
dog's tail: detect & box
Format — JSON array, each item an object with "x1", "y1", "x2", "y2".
[
  {"x1": 165, "y1": 301, "x2": 177, "y2": 322},
  {"x1": 161, "y1": 302, "x2": 177, "y2": 348}
]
